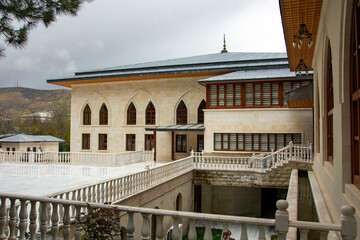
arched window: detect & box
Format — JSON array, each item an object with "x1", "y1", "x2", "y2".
[
  {"x1": 326, "y1": 43, "x2": 333, "y2": 165},
  {"x1": 99, "y1": 103, "x2": 108, "y2": 125},
  {"x1": 83, "y1": 104, "x2": 91, "y2": 125},
  {"x1": 198, "y1": 100, "x2": 206, "y2": 123},
  {"x1": 146, "y1": 102, "x2": 155, "y2": 125},
  {"x1": 176, "y1": 193, "x2": 182, "y2": 211},
  {"x1": 176, "y1": 100, "x2": 187, "y2": 125},
  {"x1": 127, "y1": 102, "x2": 136, "y2": 125},
  {"x1": 351, "y1": 2, "x2": 360, "y2": 189}
]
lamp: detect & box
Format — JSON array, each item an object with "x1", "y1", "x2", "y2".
[
  {"x1": 295, "y1": 59, "x2": 309, "y2": 75},
  {"x1": 292, "y1": 14, "x2": 313, "y2": 49}
]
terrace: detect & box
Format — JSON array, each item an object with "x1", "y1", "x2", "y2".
[{"x1": 0, "y1": 143, "x2": 357, "y2": 239}]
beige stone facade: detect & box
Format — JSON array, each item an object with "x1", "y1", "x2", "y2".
[
  {"x1": 0, "y1": 141, "x2": 59, "y2": 152},
  {"x1": 307, "y1": 0, "x2": 360, "y2": 233},
  {"x1": 204, "y1": 108, "x2": 313, "y2": 153},
  {"x1": 70, "y1": 77, "x2": 206, "y2": 161}
]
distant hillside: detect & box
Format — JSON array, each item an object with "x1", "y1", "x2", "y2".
[{"x1": 0, "y1": 87, "x2": 70, "y2": 117}]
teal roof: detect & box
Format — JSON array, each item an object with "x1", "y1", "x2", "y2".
[
  {"x1": 47, "y1": 52, "x2": 289, "y2": 84},
  {"x1": 0, "y1": 134, "x2": 64, "y2": 143}
]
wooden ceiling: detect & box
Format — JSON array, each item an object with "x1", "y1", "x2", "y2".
[{"x1": 280, "y1": 0, "x2": 323, "y2": 72}]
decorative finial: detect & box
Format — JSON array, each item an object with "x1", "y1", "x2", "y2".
[{"x1": 221, "y1": 34, "x2": 228, "y2": 53}]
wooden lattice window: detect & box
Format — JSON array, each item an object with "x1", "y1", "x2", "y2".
[
  {"x1": 207, "y1": 81, "x2": 311, "y2": 108},
  {"x1": 83, "y1": 104, "x2": 91, "y2": 125},
  {"x1": 327, "y1": 43, "x2": 334, "y2": 164},
  {"x1": 198, "y1": 100, "x2": 206, "y2": 123},
  {"x1": 82, "y1": 133, "x2": 90, "y2": 150},
  {"x1": 145, "y1": 134, "x2": 155, "y2": 150},
  {"x1": 176, "y1": 101, "x2": 187, "y2": 125},
  {"x1": 214, "y1": 133, "x2": 301, "y2": 151},
  {"x1": 146, "y1": 102, "x2": 155, "y2": 125},
  {"x1": 127, "y1": 103, "x2": 136, "y2": 125},
  {"x1": 98, "y1": 134, "x2": 107, "y2": 150},
  {"x1": 126, "y1": 134, "x2": 136, "y2": 151},
  {"x1": 99, "y1": 103, "x2": 108, "y2": 125},
  {"x1": 351, "y1": 0, "x2": 360, "y2": 189}
]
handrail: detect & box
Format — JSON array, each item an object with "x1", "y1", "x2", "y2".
[{"x1": 0, "y1": 193, "x2": 356, "y2": 240}]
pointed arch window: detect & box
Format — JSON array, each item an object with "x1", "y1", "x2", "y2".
[
  {"x1": 176, "y1": 100, "x2": 187, "y2": 125},
  {"x1": 326, "y1": 43, "x2": 334, "y2": 164},
  {"x1": 351, "y1": 1, "x2": 360, "y2": 189},
  {"x1": 127, "y1": 102, "x2": 136, "y2": 125},
  {"x1": 99, "y1": 103, "x2": 108, "y2": 125},
  {"x1": 83, "y1": 104, "x2": 91, "y2": 125},
  {"x1": 198, "y1": 100, "x2": 206, "y2": 123},
  {"x1": 146, "y1": 102, "x2": 155, "y2": 125}
]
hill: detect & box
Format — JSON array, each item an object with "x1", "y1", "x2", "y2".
[{"x1": 0, "y1": 87, "x2": 70, "y2": 117}]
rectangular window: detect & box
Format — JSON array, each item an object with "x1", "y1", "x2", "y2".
[
  {"x1": 98, "y1": 134, "x2": 107, "y2": 150},
  {"x1": 82, "y1": 133, "x2": 90, "y2": 150},
  {"x1": 145, "y1": 134, "x2": 154, "y2": 150},
  {"x1": 176, "y1": 135, "x2": 187, "y2": 152},
  {"x1": 207, "y1": 81, "x2": 310, "y2": 108},
  {"x1": 213, "y1": 133, "x2": 301, "y2": 151},
  {"x1": 126, "y1": 134, "x2": 136, "y2": 151}
]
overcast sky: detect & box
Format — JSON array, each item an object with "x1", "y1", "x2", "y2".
[{"x1": 0, "y1": 0, "x2": 286, "y2": 90}]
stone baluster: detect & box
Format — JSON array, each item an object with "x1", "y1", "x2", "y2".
[
  {"x1": 101, "y1": 183, "x2": 105, "y2": 203},
  {"x1": 58, "y1": 194, "x2": 64, "y2": 224},
  {"x1": 87, "y1": 186, "x2": 92, "y2": 203},
  {"x1": 40, "y1": 202, "x2": 48, "y2": 240},
  {"x1": 172, "y1": 216, "x2": 181, "y2": 240},
  {"x1": 275, "y1": 200, "x2": 289, "y2": 240},
  {"x1": 29, "y1": 201, "x2": 37, "y2": 240},
  {"x1": 92, "y1": 185, "x2": 96, "y2": 203},
  {"x1": 110, "y1": 181, "x2": 114, "y2": 202},
  {"x1": 19, "y1": 199, "x2": 28, "y2": 240},
  {"x1": 113, "y1": 210, "x2": 121, "y2": 240},
  {"x1": 341, "y1": 205, "x2": 357, "y2": 240},
  {"x1": 240, "y1": 223, "x2": 248, "y2": 240},
  {"x1": 8, "y1": 198, "x2": 16, "y2": 240},
  {"x1": 156, "y1": 215, "x2": 164, "y2": 240},
  {"x1": 71, "y1": 191, "x2": 76, "y2": 217},
  {"x1": 51, "y1": 203, "x2": 59, "y2": 239},
  {"x1": 74, "y1": 206, "x2": 82, "y2": 240},
  {"x1": 0, "y1": 197, "x2": 6, "y2": 239},
  {"x1": 141, "y1": 213, "x2": 150, "y2": 240},
  {"x1": 299, "y1": 229, "x2": 308, "y2": 240},
  {"x1": 82, "y1": 188, "x2": 87, "y2": 205},
  {"x1": 62, "y1": 205, "x2": 70, "y2": 240},
  {"x1": 127, "y1": 212, "x2": 135, "y2": 240},
  {"x1": 105, "y1": 182, "x2": 109, "y2": 203},
  {"x1": 97, "y1": 184, "x2": 101, "y2": 203},
  {"x1": 204, "y1": 220, "x2": 212, "y2": 240},
  {"x1": 258, "y1": 225, "x2": 266, "y2": 240}
]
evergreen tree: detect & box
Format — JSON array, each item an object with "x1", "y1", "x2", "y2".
[{"x1": 0, "y1": 0, "x2": 92, "y2": 57}]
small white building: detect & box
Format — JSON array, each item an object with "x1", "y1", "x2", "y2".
[{"x1": 0, "y1": 134, "x2": 64, "y2": 152}]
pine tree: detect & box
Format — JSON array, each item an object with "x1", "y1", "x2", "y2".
[{"x1": 0, "y1": 0, "x2": 92, "y2": 57}]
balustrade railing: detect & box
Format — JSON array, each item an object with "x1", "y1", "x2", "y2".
[
  {"x1": 47, "y1": 155, "x2": 193, "y2": 205},
  {"x1": 0, "y1": 149, "x2": 155, "y2": 166},
  {"x1": 193, "y1": 142, "x2": 313, "y2": 171},
  {"x1": 0, "y1": 193, "x2": 356, "y2": 240}
]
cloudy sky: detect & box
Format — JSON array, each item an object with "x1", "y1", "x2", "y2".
[{"x1": 0, "y1": 0, "x2": 286, "y2": 90}]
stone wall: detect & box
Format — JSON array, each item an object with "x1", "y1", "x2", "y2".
[{"x1": 193, "y1": 160, "x2": 313, "y2": 188}]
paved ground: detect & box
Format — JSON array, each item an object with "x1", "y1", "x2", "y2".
[{"x1": 0, "y1": 162, "x2": 158, "y2": 196}]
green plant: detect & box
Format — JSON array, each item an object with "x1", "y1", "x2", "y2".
[{"x1": 80, "y1": 203, "x2": 120, "y2": 240}]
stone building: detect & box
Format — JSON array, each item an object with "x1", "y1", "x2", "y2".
[
  {"x1": 0, "y1": 134, "x2": 64, "y2": 152},
  {"x1": 47, "y1": 52, "x2": 313, "y2": 162}
]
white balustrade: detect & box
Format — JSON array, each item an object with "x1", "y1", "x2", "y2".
[
  {"x1": 0, "y1": 193, "x2": 356, "y2": 240},
  {"x1": 0, "y1": 149, "x2": 154, "y2": 166}
]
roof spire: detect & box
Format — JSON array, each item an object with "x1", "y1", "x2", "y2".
[{"x1": 221, "y1": 34, "x2": 228, "y2": 53}]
